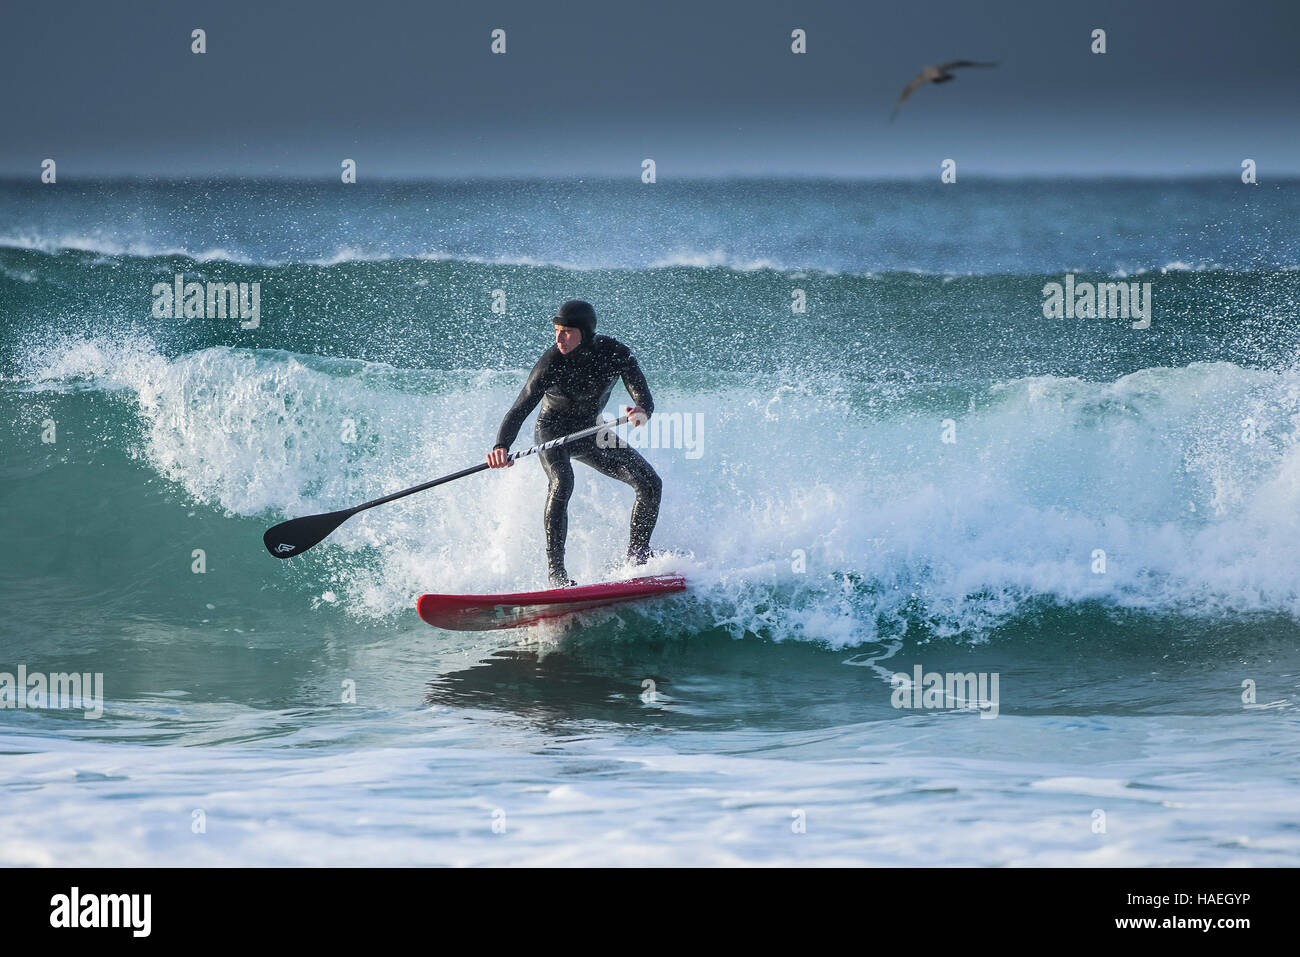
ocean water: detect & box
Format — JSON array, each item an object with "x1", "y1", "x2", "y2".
[{"x1": 2, "y1": 178, "x2": 1299, "y2": 865}]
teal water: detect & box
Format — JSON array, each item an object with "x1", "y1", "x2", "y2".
[{"x1": 2, "y1": 179, "x2": 1299, "y2": 865}]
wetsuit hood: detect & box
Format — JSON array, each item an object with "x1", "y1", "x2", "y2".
[{"x1": 553, "y1": 299, "x2": 597, "y2": 346}]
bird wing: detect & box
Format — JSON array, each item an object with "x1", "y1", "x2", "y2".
[
  {"x1": 893, "y1": 72, "x2": 931, "y2": 111},
  {"x1": 939, "y1": 60, "x2": 999, "y2": 70}
]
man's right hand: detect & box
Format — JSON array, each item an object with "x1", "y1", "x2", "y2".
[{"x1": 487, "y1": 447, "x2": 513, "y2": 468}]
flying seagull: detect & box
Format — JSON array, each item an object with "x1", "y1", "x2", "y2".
[{"x1": 890, "y1": 60, "x2": 998, "y2": 120}]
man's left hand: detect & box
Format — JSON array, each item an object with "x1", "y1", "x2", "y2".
[{"x1": 622, "y1": 405, "x2": 650, "y2": 429}]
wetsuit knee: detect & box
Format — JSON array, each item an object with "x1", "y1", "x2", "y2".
[
  {"x1": 539, "y1": 442, "x2": 576, "y2": 502},
  {"x1": 547, "y1": 470, "x2": 575, "y2": 503}
]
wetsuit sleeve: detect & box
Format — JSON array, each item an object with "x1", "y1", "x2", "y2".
[
  {"x1": 620, "y1": 351, "x2": 654, "y2": 416},
  {"x1": 494, "y1": 353, "x2": 552, "y2": 450}
]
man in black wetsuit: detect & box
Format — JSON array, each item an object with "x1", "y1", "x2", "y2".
[{"x1": 486, "y1": 300, "x2": 662, "y2": 588}]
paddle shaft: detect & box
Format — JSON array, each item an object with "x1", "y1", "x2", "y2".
[
  {"x1": 348, "y1": 413, "x2": 631, "y2": 516},
  {"x1": 264, "y1": 414, "x2": 635, "y2": 557}
]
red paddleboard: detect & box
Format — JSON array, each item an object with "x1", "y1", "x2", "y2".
[{"x1": 417, "y1": 575, "x2": 687, "y2": 631}]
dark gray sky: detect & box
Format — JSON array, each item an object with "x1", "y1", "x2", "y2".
[{"x1": 3, "y1": 0, "x2": 1298, "y2": 177}]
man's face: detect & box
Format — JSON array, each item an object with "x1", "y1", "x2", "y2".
[{"x1": 555, "y1": 324, "x2": 581, "y2": 354}]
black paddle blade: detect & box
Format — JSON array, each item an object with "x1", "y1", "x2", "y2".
[{"x1": 263, "y1": 509, "x2": 355, "y2": 558}]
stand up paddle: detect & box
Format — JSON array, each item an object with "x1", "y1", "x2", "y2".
[{"x1": 262, "y1": 414, "x2": 631, "y2": 559}]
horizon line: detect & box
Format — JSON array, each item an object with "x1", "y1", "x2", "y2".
[{"x1": 1, "y1": 171, "x2": 1292, "y2": 184}]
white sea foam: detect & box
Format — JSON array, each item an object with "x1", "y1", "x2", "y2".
[
  {"x1": 1, "y1": 713, "x2": 1295, "y2": 865},
  {"x1": 0, "y1": 233, "x2": 254, "y2": 263},
  {"x1": 646, "y1": 248, "x2": 790, "y2": 272},
  {"x1": 0, "y1": 235, "x2": 812, "y2": 274},
  {"x1": 4, "y1": 234, "x2": 1278, "y2": 280}
]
